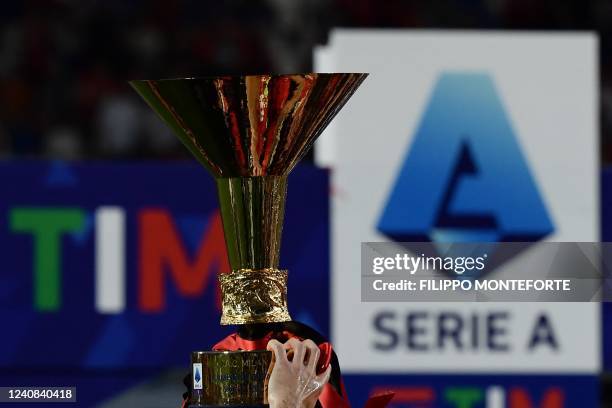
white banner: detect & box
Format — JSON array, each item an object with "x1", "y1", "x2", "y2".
[{"x1": 316, "y1": 30, "x2": 599, "y2": 373}]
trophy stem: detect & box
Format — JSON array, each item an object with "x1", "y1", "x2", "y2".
[
  {"x1": 216, "y1": 176, "x2": 287, "y2": 271},
  {"x1": 216, "y1": 176, "x2": 291, "y2": 325}
]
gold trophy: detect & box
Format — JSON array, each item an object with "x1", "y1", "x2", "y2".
[{"x1": 130, "y1": 74, "x2": 367, "y2": 407}]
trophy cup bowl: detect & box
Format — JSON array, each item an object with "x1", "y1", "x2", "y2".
[{"x1": 130, "y1": 73, "x2": 367, "y2": 407}]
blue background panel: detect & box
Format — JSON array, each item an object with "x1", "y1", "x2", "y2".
[{"x1": 0, "y1": 161, "x2": 330, "y2": 369}]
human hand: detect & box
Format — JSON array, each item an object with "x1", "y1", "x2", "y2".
[{"x1": 266, "y1": 338, "x2": 332, "y2": 408}]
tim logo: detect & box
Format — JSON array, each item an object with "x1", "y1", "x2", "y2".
[{"x1": 378, "y1": 72, "x2": 554, "y2": 247}]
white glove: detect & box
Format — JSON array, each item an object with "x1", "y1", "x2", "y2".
[{"x1": 266, "y1": 338, "x2": 332, "y2": 408}]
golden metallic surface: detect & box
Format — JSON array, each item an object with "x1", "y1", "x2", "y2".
[
  {"x1": 190, "y1": 350, "x2": 272, "y2": 406},
  {"x1": 219, "y1": 269, "x2": 290, "y2": 325},
  {"x1": 215, "y1": 176, "x2": 287, "y2": 272},
  {"x1": 130, "y1": 73, "x2": 367, "y2": 325},
  {"x1": 129, "y1": 74, "x2": 368, "y2": 177}
]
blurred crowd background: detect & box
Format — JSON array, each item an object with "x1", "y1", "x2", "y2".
[{"x1": 0, "y1": 0, "x2": 610, "y2": 163}]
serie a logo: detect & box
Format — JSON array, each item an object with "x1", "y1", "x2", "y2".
[{"x1": 378, "y1": 72, "x2": 554, "y2": 270}]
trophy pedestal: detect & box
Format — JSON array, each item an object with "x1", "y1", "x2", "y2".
[{"x1": 189, "y1": 350, "x2": 272, "y2": 407}]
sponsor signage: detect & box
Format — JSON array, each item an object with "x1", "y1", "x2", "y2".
[
  {"x1": 344, "y1": 374, "x2": 598, "y2": 407},
  {"x1": 0, "y1": 161, "x2": 329, "y2": 368},
  {"x1": 316, "y1": 30, "x2": 599, "y2": 373}
]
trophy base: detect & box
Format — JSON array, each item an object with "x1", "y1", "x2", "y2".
[{"x1": 190, "y1": 350, "x2": 272, "y2": 407}]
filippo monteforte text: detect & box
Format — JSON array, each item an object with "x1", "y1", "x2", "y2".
[{"x1": 372, "y1": 279, "x2": 571, "y2": 292}]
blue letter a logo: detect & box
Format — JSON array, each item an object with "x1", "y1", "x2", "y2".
[{"x1": 378, "y1": 73, "x2": 554, "y2": 243}]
